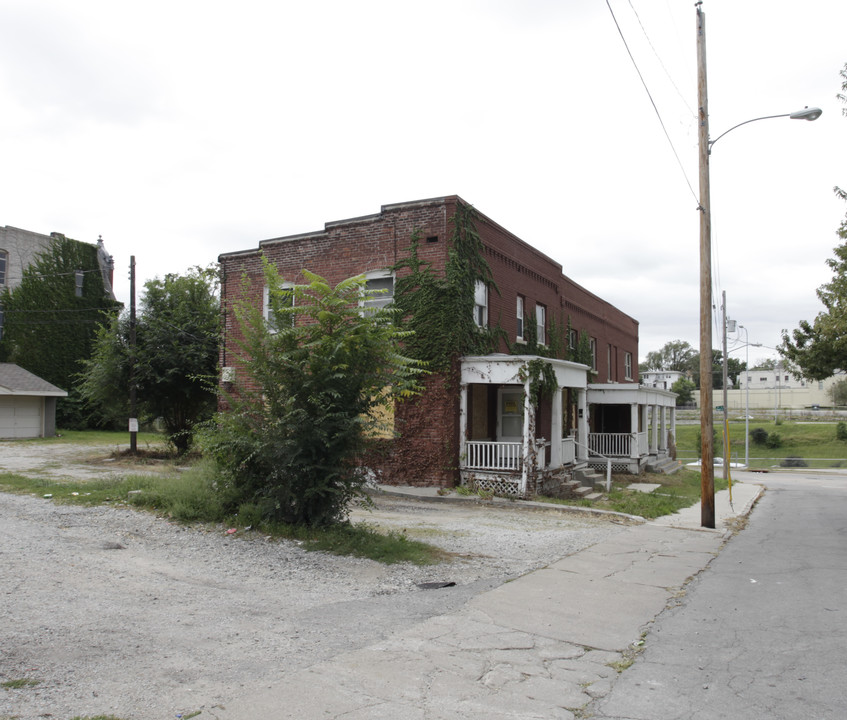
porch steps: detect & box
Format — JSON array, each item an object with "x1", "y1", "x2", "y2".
[
  {"x1": 574, "y1": 466, "x2": 606, "y2": 492},
  {"x1": 646, "y1": 457, "x2": 682, "y2": 475},
  {"x1": 561, "y1": 479, "x2": 594, "y2": 499}
]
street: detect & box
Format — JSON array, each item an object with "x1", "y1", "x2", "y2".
[{"x1": 591, "y1": 470, "x2": 847, "y2": 720}]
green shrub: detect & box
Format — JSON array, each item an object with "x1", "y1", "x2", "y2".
[
  {"x1": 837, "y1": 422, "x2": 847, "y2": 441},
  {"x1": 766, "y1": 432, "x2": 783, "y2": 449},
  {"x1": 750, "y1": 427, "x2": 769, "y2": 446},
  {"x1": 694, "y1": 427, "x2": 719, "y2": 458},
  {"x1": 780, "y1": 456, "x2": 808, "y2": 468}
]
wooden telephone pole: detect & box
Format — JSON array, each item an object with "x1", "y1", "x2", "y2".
[
  {"x1": 696, "y1": 2, "x2": 715, "y2": 528},
  {"x1": 129, "y1": 255, "x2": 138, "y2": 454}
]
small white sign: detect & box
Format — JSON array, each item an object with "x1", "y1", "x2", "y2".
[{"x1": 128, "y1": 418, "x2": 139, "y2": 433}]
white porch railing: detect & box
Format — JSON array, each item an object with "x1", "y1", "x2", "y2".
[
  {"x1": 637, "y1": 431, "x2": 649, "y2": 456},
  {"x1": 562, "y1": 437, "x2": 575, "y2": 464},
  {"x1": 589, "y1": 432, "x2": 632, "y2": 458},
  {"x1": 465, "y1": 441, "x2": 522, "y2": 471}
]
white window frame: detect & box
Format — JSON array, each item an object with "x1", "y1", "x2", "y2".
[
  {"x1": 474, "y1": 280, "x2": 488, "y2": 328},
  {"x1": 590, "y1": 337, "x2": 597, "y2": 371},
  {"x1": 516, "y1": 296, "x2": 524, "y2": 342},
  {"x1": 535, "y1": 304, "x2": 546, "y2": 346},
  {"x1": 362, "y1": 270, "x2": 395, "y2": 312},
  {"x1": 568, "y1": 328, "x2": 578, "y2": 350},
  {"x1": 264, "y1": 283, "x2": 295, "y2": 333},
  {"x1": 0, "y1": 249, "x2": 7, "y2": 286},
  {"x1": 625, "y1": 352, "x2": 633, "y2": 380}
]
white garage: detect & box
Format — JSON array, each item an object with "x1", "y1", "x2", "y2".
[{"x1": 0, "y1": 364, "x2": 67, "y2": 439}]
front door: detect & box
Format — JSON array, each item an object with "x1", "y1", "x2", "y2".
[{"x1": 497, "y1": 388, "x2": 524, "y2": 442}]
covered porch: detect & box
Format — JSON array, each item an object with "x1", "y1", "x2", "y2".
[
  {"x1": 586, "y1": 384, "x2": 678, "y2": 474},
  {"x1": 458, "y1": 354, "x2": 590, "y2": 498}
]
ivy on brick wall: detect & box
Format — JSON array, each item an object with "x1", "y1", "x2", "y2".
[
  {"x1": 0, "y1": 236, "x2": 120, "y2": 426},
  {"x1": 392, "y1": 202, "x2": 504, "y2": 372}
]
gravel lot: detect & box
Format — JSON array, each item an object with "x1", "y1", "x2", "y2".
[{"x1": 0, "y1": 440, "x2": 627, "y2": 720}]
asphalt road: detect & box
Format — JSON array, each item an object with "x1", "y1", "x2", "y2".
[{"x1": 591, "y1": 470, "x2": 847, "y2": 720}]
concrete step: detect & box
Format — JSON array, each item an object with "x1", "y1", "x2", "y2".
[{"x1": 646, "y1": 457, "x2": 682, "y2": 475}]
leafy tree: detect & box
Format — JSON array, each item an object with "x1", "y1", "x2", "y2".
[
  {"x1": 687, "y1": 349, "x2": 727, "y2": 390},
  {"x1": 201, "y1": 265, "x2": 423, "y2": 527},
  {"x1": 0, "y1": 236, "x2": 120, "y2": 427},
  {"x1": 671, "y1": 377, "x2": 696, "y2": 406},
  {"x1": 78, "y1": 266, "x2": 219, "y2": 452},
  {"x1": 644, "y1": 339, "x2": 695, "y2": 371},
  {"x1": 832, "y1": 378, "x2": 847, "y2": 406},
  {"x1": 781, "y1": 65, "x2": 847, "y2": 380}
]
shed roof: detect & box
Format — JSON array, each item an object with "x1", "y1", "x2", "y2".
[{"x1": 0, "y1": 364, "x2": 68, "y2": 397}]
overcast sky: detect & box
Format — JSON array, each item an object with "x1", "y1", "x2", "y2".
[{"x1": 1, "y1": 0, "x2": 845, "y2": 367}]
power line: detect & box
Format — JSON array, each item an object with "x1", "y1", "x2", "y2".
[
  {"x1": 627, "y1": 0, "x2": 697, "y2": 118},
  {"x1": 605, "y1": 0, "x2": 699, "y2": 206}
]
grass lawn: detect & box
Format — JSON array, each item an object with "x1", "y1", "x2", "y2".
[
  {"x1": 675, "y1": 420, "x2": 847, "y2": 469},
  {"x1": 540, "y1": 468, "x2": 728, "y2": 519}
]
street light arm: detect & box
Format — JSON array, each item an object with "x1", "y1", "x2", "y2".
[{"x1": 708, "y1": 107, "x2": 822, "y2": 154}]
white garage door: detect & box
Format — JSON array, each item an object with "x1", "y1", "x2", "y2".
[{"x1": 0, "y1": 396, "x2": 44, "y2": 439}]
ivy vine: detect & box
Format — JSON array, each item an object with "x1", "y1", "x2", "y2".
[{"x1": 392, "y1": 202, "x2": 503, "y2": 372}]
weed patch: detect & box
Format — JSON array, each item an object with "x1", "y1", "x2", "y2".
[
  {"x1": 1, "y1": 677, "x2": 40, "y2": 689},
  {"x1": 0, "y1": 462, "x2": 444, "y2": 565}
]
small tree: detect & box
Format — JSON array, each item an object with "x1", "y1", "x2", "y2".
[
  {"x1": 671, "y1": 377, "x2": 696, "y2": 406},
  {"x1": 202, "y1": 265, "x2": 423, "y2": 527},
  {"x1": 78, "y1": 266, "x2": 220, "y2": 452}
]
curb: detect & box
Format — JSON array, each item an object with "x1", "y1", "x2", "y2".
[{"x1": 366, "y1": 484, "x2": 646, "y2": 524}]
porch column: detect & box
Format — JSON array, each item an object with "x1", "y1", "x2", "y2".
[
  {"x1": 521, "y1": 379, "x2": 533, "y2": 496},
  {"x1": 577, "y1": 389, "x2": 588, "y2": 461},
  {"x1": 659, "y1": 405, "x2": 668, "y2": 452},
  {"x1": 670, "y1": 406, "x2": 677, "y2": 443},
  {"x1": 458, "y1": 382, "x2": 468, "y2": 470},
  {"x1": 550, "y1": 387, "x2": 563, "y2": 468},
  {"x1": 640, "y1": 403, "x2": 650, "y2": 453},
  {"x1": 631, "y1": 403, "x2": 640, "y2": 460},
  {"x1": 651, "y1": 402, "x2": 659, "y2": 455}
]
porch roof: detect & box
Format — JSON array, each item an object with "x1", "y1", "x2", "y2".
[
  {"x1": 461, "y1": 354, "x2": 589, "y2": 389},
  {"x1": 587, "y1": 382, "x2": 676, "y2": 407}
]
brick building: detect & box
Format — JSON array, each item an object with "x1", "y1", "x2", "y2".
[{"x1": 219, "y1": 196, "x2": 677, "y2": 497}]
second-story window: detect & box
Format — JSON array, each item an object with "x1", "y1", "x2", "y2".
[
  {"x1": 590, "y1": 337, "x2": 597, "y2": 371},
  {"x1": 516, "y1": 296, "x2": 524, "y2": 341},
  {"x1": 535, "y1": 304, "x2": 546, "y2": 345},
  {"x1": 264, "y1": 284, "x2": 294, "y2": 332},
  {"x1": 363, "y1": 271, "x2": 395, "y2": 312},
  {"x1": 0, "y1": 249, "x2": 7, "y2": 286},
  {"x1": 625, "y1": 352, "x2": 633, "y2": 380},
  {"x1": 474, "y1": 280, "x2": 488, "y2": 328}
]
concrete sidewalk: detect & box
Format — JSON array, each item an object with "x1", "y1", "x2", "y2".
[{"x1": 211, "y1": 482, "x2": 763, "y2": 720}]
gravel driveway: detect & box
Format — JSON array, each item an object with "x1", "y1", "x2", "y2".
[{"x1": 0, "y1": 440, "x2": 627, "y2": 720}]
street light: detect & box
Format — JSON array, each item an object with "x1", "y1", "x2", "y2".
[
  {"x1": 695, "y1": 4, "x2": 820, "y2": 528},
  {"x1": 708, "y1": 107, "x2": 823, "y2": 153}
]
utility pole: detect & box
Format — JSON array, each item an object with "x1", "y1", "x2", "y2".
[
  {"x1": 722, "y1": 290, "x2": 729, "y2": 482},
  {"x1": 129, "y1": 256, "x2": 138, "y2": 454},
  {"x1": 697, "y1": 2, "x2": 715, "y2": 528}
]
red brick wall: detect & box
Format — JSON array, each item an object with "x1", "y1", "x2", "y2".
[{"x1": 218, "y1": 195, "x2": 640, "y2": 488}]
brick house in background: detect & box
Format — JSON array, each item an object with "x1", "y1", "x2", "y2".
[{"x1": 218, "y1": 196, "x2": 677, "y2": 498}]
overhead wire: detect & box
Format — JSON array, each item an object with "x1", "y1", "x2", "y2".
[{"x1": 605, "y1": 0, "x2": 700, "y2": 208}]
